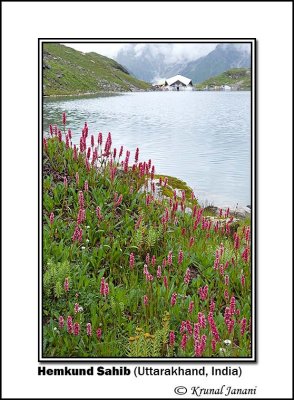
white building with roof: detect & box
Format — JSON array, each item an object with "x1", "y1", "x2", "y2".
[{"x1": 153, "y1": 75, "x2": 194, "y2": 91}]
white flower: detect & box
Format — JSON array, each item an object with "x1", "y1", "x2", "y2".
[
  {"x1": 81, "y1": 246, "x2": 86, "y2": 250},
  {"x1": 224, "y1": 339, "x2": 231, "y2": 346},
  {"x1": 86, "y1": 239, "x2": 90, "y2": 243},
  {"x1": 86, "y1": 226, "x2": 90, "y2": 229},
  {"x1": 78, "y1": 306, "x2": 83, "y2": 312},
  {"x1": 54, "y1": 327, "x2": 57, "y2": 331}
]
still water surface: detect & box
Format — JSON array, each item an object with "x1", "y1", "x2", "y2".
[{"x1": 43, "y1": 91, "x2": 251, "y2": 208}]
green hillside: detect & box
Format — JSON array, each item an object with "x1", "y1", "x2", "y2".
[
  {"x1": 43, "y1": 43, "x2": 151, "y2": 96},
  {"x1": 196, "y1": 68, "x2": 251, "y2": 90}
]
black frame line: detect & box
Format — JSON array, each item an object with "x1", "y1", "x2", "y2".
[{"x1": 39, "y1": 38, "x2": 256, "y2": 363}]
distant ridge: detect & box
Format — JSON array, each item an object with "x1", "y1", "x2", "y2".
[{"x1": 115, "y1": 43, "x2": 251, "y2": 84}]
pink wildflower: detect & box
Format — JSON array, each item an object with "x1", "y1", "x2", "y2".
[
  {"x1": 198, "y1": 312, "x2": 206, "y2": 329},
  {"x1": 74, "y1": 303, "x2": 79, "y2": 314},
  {"x1": 72, "y1": 225, "x2": 83, "y2": 242},
  {"x1": 151, "y1": 165, "x2": 155, "y2": 180},
  {"x1": 100, "y1": 277, "x2": 109, "y2": 296},
  {"x1": 77, "y1": 208, "x2": 85, "y2": 225},
  {"x1": 224, "y1": 289, "x2": 229, "y2": 301},
  {"x1": 67, "y1": 316, "x2": 73, "y2": 334},
  {"x1": 169, "y1": 331, "x2": 175, "y2": 347},
  {"x1": 245, "y1": 226, "x2": 250, "y2": 242},
  {"x1": 193, "y1": 323, "x2": 200, "y2": 340},
  {"x1": 184, "y1": 268, "x2": 191, "y2": 285},
  {"x1": 180, "y1": 321, "x2": 186, "y2": 335},
  {"x1": 129, "y1": 253, "x2": 135, "y2": 270},
  {"x1": 180, "y1": 334, "x2": 188, "y2": 350},
  {"x1": 170, "y1": 292, "x2": 177, "y2": 306},
  {"x1": 49, "y1": 212, "x2": 54, "y2": 226},
  {"x1": 73, "y1": 145, "x2": 78, "y2": 160},
  {"x1": 163, "y1": 276, "x2": 168, "y2": 289},
  {"x1": 225, "y1": 275, "x2": 229, "y2": 286},
  {"x1": 240, "y1": 318, "x2": 247, "y2": 335},
  {"x1": 96, "y1": 328, "x2": 102, "y2": 340},
  {"x1": 96, "y1": 206, "x2": 102, "y2": 220},
  {"x1": 242, "y1": 247, "x2": 249, "y2": 263},
  {"x1": 143, "y1": 264, "x2": 148, "y2": 276},
  {"x1": 64, "y1": 277, "x2": 69, "y2": 292},
  {"x1": 208, "y1": 313, "x2": 220, "y2": 342},
  {"x1": 178, "y1": 249, "x2": 184, "y2": 264},
  {"x1": 157, "y1": 265, "x2": 162, "y2": 278},
  {"x1": 186, "y1": 320, "x2": 193, "y2": 335},
  {"x1": 211, "y1": 338, "x2": 216, "y2": 353},
  {"x1": 224, "y1": 307, "x2": 232, "y2": 326},
  {"x1": 79, "y1": 190, "x2": 85, "y2": 208},
  {"x1": 62, "y1": 112, "x2": 66, "y2": 125},
  {"x1": 135, "y1": 147, "x2": 139, "y2": 163},
  {"x1": 63, "y1": 176, "x2": 68, "y2": 188},
  {"x1": 167, "y1": 251, "x2": 173, "y2": 266},
  {"x1": 98, "y1": 132, "x2": 102, "y2": 146},
  {"x1": 114, "y1": 193, "x2": 123, "y2": 207},
  {"x1": 86, "y1": 322, "x2": 92, "y2": 336},
  {"x1": 230, "y1": 296, "x2": 236, "y2": 315},
  {"x1": 219, "y1": 264, "x2": 224, "y2": 275},
  {"x1": 234, "y1": 233, "x2": 240, "y2": 250},
  {"x1": 84, "y1": 181, "x2": 89, "y2": 192},
  {"x1": 209, "y1": 299, "x2": 215, "y2": 313},
  {"x1": 194, "y1": 334, "x2": 207, "y2": 357},
  {"x1": 100, "y1": 277, "x2": 105, "y2": 295},
  {"x1": 188, "y1": 301, "x2": 194, "y2": 314},
  {"x1": 241, "y1": 274, "x2": 245, "y2": 287},
  {"x1": 73, "y1": 322, "x2": 80, "y2": 336},
  {"x1": 58, "y1": 316, "x2": 64, "y2": 329},
  {"x1": 189, "y1": 237, "x2": 195, "y2": 247},
  {"x1": 143, "y1": 295, "x2": 148, "y2": 306},
  {"x1": 198, "y1": 285, "x2": 208, "y2": 301}
]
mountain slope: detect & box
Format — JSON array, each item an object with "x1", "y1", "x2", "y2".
[
  {"x1": 196, "y1": 68, "x2": 251, "y2": 90},
  {"x1": 180, "y1": 44, "x2": 251, "y2": 83},
  {"x1": 115, "y1": 43, "x2": 251, "y2": 84},
  {"x1": 43, "y1": 44, "x2": 151, "y2": 96}
]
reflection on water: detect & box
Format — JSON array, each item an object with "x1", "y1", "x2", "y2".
[{"x1": 43, "y1": 91, "x2": 251, "y2": 208}]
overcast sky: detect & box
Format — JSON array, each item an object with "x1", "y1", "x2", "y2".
[
  {"x1": 63, "y1": 42, "x2": 250, "y2": 65},
  {"x1": 63, "y1": 42, "x2": 221, "y2": 63}
]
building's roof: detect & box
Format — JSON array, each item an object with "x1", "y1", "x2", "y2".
[{"x1": 166, "y1": 75, "x2": 192, "y2": 86}]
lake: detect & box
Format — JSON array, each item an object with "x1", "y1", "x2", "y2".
[{"x1": 43, "y1": 91, "x2": 251, "y2": 209}]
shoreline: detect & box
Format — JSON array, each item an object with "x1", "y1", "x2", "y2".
[
  {"x1": 43, "y1": 89, "x2": 251, "y2": 98},
  {"x1": 43, "y1": 89, "x2": 154, "y2": 98}
]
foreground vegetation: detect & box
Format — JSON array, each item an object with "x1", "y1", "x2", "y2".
[
  {"x1": 43, "y1": 44, "x2": 151, "y2": 96},
  {"x1": 196, "y1": 68, "x2": 251, "y2": 91},
  {"x1": 43, "y1": 114, "x2": 251, "y2": 358}
]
